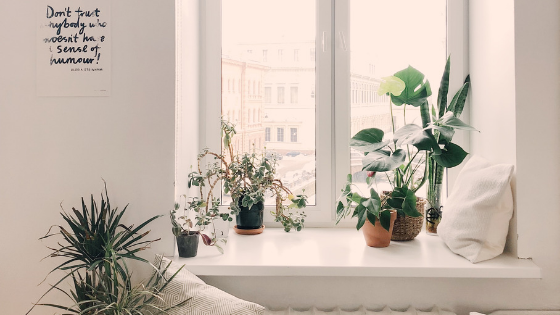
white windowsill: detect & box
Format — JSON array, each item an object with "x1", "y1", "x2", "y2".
[{"x1": 171, "y1": 228, "x2": 541, "y2": 278}]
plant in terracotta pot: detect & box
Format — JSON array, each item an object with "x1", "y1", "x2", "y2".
[
  {"x1": 187, "y1": 119, "x2": 307, "y2": 235},
  {"x1": 337, "y1": 66, "x2": 436, "y2": 242},
  {"x1": 337, "y1": 63, "x2": 476, "y2": 242}
]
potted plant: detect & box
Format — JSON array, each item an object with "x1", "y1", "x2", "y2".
[
  {"x1": 27, "y1": 183, "x2": 187, "y2": 315},
  {"x1": 187, "y1": 119, "x2": 307, "y2": 235},
  {"x1": 424, "y1": 57, "x2": 476, "y2": 234},
  {"x1": 337, "y1": 64, "x2": 475, "y2": 244},
  {"x1": 170, "y1": 194, "x2": 228, "y2": 256}
]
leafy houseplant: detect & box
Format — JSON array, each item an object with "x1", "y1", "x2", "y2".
[
  {"x1": 187, "y1": 119, "x2": 307, "y2": 234},
  {"x1": 425, "y1": 57, "x2": 475, "y2": 234},
  {"x1": 27, "y1": 183, "x2": 187, "y2": 315},
  {"x1": 337, "y1": 64, "x2": 475, "y2": 242}
]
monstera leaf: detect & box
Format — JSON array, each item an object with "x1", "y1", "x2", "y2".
[
  {"x1": 390, "y1": 66, "x2": 432, "y2": 107},
  {"x1": 362, "y1": 149, "x2": 406, "y2": 172},
  {"x1": 378, "y1": 76, "x2": 405, "y2": 96},
  {"x1": 350, "y1": 128, "x2": 389, "y2": 153}
]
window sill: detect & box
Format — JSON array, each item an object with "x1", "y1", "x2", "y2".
[{"x1": 171, "y1": 228, "x2": 541, "y2": 278}]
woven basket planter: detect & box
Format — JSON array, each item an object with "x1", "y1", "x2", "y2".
[{"x1": 382, "y1": 192, "x2": 426, "y2": 241}]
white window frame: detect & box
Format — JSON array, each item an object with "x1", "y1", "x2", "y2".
[{"x1": 200, "y1": 0, "x2": 466, "y2": 227}]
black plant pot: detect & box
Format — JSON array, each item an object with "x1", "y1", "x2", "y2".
[
  {"x1": 176, "y1": 231, "x2": 199, "y2": 258},
  {"x1": 236, "y1": 200, "x2": 264, "y2": 230}
]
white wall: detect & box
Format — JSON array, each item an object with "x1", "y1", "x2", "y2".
[
  {"x1": 2, "y1": 1, "x2": 559, "y2": 315},
  {"x1": 0, "y1": 0, "x2": 176, "y2": 314},
  {"x1": 203, "y1": 1, "x2": 560, "y2": 315}
]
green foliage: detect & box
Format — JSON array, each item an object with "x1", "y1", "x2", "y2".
[
  {"x1": 28, "y1": 183, "x2": 186, "y2": 315},
  {"x1": 186, "y1": 119, "x2": 307, "y2": 235},
  {"x1": 390, "y1": 66, "x2": 432, "y2": 107}
]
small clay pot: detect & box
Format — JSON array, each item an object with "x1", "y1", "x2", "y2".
[
  {"x1": 361, "y1": 210, "x2": 397, "y2": 248},
  {"x1": 176, "y1": 231, "x2": 199, "y2": 258}
]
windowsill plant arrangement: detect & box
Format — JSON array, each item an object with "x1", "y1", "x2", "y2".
[
  {"x1": 184, "y1": 119, "x2": 307, "y2": 241},
  {"x1": 336, "y1": 62, "x2": 475, "y2": 247}
]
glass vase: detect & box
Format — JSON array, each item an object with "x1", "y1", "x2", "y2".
[{"x1": 426, "y1": 184, "x2": 443, "y2": 235}]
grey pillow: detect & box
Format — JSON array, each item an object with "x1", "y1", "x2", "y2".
[{"x1": 154, "y1": 255, "x2": 265, "y2": 315}]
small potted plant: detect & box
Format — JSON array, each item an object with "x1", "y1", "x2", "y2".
[
  {"x1": 187, "y1": 119, "x2": 307, "y2": 236},
  {"x1": 170, "y1": 194, "x2": 228, "y2": 257}
]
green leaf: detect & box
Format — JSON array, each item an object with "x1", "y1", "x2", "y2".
[
  {"x1": 391, "y1": 66, "x2": 432, "y2": 107},
  {"x1": 437, "y1": 56, "x2": 451, "y2": 119},
  {"x1": 394, "y1": 124, "x2": 440, "y2": 154},
  {"x1": 432, "y1": 142, "x2": 468, "y2": 168},
  {"x1": 350, "y1": 128, "x2": 389, "y2": 153},
  {"x1": 402, "y1": 188, "x2": 421, "y2": 217},
  {"x1": 379, "y1": 210, "x2": 392, "y2": 231},
  {"x1": 432, "y1": 125, "x2": 455, "y2": 144},
  {"x1": 378, "y1": 76, "x2": 405, "y2": 96},
  {"x1": 448, "y1": 75, "x2": 471, "y2": 117},
  {"x1": 366, "y1": 211, "x2": 377, "y2": 226},
  {"x1": 362, "y1": 149, "x2": 406, "y2": 172},
  {"x1": 355, "y1": 204, "x2": 367, "y2": 231},
  {"x1": 440, "y1": 112, "x2": 478, "y2": 131}
]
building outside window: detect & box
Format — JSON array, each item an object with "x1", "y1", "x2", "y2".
[
  {"x1": 277, "y1": 86, "x2": 285, "y2": 104},
  {"x1": 264, "y1": 87, "x2": 271, "y2": 103},
  {"x1": 294, "y1": 49, "x2": 299, "y2": 62},
  {"x1": 263, "y1": 49, "x2": 268, "y2": 62},
  {"x1": 278, "y1": 49, "x2": 283, "y2": 62},
  {"x1": 290, "y1": 86, "x2": 298, "y2": 104},
  {"x1": 265, "y1": 127, "x2": 271, "y2": 141},
  {"x1": 290, "y1": 128, "x2": 298, "y2": 142},
  {"x1": 277, "y1": 127, "x2": 284, "y2": 142}
]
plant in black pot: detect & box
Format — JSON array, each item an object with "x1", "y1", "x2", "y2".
[
  {"x1": 170, "y1": 194, "x2": 227, "y2": 257},
  {"x1": 188, "y1": 119, "x2": 307, "y2": 236}
]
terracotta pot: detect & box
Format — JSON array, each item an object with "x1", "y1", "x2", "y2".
[{"x1": 361, "y1": 210, "x2": 397, "y2": 248}]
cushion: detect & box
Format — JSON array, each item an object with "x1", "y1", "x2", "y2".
[
  {"x1": 438, "y1": 155, "x2": 514, "y2": 263},
  {"x1": 154, "y1": 255, "x2": 265, "y2": 315}
]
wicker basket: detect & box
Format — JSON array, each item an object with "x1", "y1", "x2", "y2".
[{"x1": 382, "y1": 192, "x2": 426, "y2": 241}]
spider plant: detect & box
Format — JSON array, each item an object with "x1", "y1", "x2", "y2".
[{"x1": 27, "y1": 183, "x2": 186, "y2": 315}]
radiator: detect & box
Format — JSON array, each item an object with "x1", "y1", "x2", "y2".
[{"x1": 264, "y1": 306, "x2": 455, "y2": 314}]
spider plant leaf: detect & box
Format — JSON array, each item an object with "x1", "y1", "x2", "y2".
[{"x1": 114, "y1": 215, "x2": 162, "y2": 248}]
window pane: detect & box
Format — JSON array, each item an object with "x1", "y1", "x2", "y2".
[
  {"x1": 222, "y1": 0, "x2": 317, "y2": 205},
  {"x1": 349, "y1": 0, "x2": 447, "y2": 197}
]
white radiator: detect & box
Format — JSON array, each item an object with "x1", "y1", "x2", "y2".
[{"x1": 264, "y1": 306, "x2": 455, "y2": 315}]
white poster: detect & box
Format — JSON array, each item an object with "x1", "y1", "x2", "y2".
[{"x1": 37, "y1": 0, "x2": 111, "y2": 96}]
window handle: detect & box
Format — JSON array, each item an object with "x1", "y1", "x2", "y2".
[{"x1": 339, "y1": 31, "x2": 347, "y2": 51}]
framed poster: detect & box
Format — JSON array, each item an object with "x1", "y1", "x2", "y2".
[{"x1": 37, "y1": 0, "x2": 111, "y2": 96}]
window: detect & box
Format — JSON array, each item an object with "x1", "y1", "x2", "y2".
[
  {"x1": 200, "y1": 0, "x2": 466, "y2": 225},
  {"x1": 290, "y1": 128, "x2": 298, "y2": 142},
  {"x1": 277, "y1": 86, "x2": 285, "y2": 104},
  {"x1": 290, "y1": 86, "x2": 298, "y2": 104},
  {"x1": 277, "y1": 127, "x2": 284, "y2": 142},
  {"x1": 264, "y1": 87, "x2": 271, "y2": 103},
  {"x1": 265, "y1": 127, "x2": 271, "y2": 141}
]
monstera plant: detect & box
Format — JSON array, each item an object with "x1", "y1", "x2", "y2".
[{"x1": 337, "y1": 63, "x2": 474, "y2": 235}]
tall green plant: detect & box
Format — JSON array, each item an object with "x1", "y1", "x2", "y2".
[
  {"x1": 28, "y1": 183, "x2": 186, "y2": 315},
  {"x1": 425, "y1": 57, "x2": 475, "y2": 231}
]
